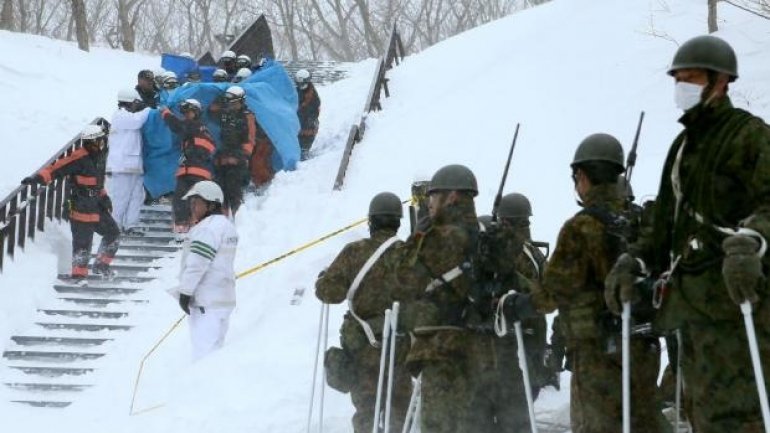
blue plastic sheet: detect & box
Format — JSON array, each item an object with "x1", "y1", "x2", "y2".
[{"x1": 142, "y1": 60, "x2": 299, "y2": 198}]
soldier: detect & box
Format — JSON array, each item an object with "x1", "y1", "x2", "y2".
[
  {"x1": 315, "y1": 192, "x2": 410, "y2": 433},
  {"x1": 606, "y1": 35, "x2": 770, "y2": 433},
  {"x1": 160, "y1": 99, "x2": 216, "y2": 236},
  {"x1": 498, "y1": 192, "x2": 556, "y2": 393},
  {"x1": 208, "y1": 86, "x2": 255, "y2": 216},
  {"x1": 394, "y1": 164, "x2": 479, "y2": 433},
  {"x1": 504, "y1": 134, "x2": 670, "y2": 433},
  {"x1": 462, "y1": 207, "x2": 535, "y2": 433},
  {"x1": 295, "y1": 69, "x2": 321, "y2": 161},
  {"x1": 22, "y1": 125, "x2": 120, "y2": 280},
  {"x1": 135, "y1": 69, "x2": 158, "y2": 108}
]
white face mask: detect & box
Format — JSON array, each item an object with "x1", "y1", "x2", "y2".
[{"x1": 674, "y1": 81, "x2": 704, "y2": 111}]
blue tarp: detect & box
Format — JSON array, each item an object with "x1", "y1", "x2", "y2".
[{"x1": 142, "y1": 60, "x2": 299, "y2": 198}]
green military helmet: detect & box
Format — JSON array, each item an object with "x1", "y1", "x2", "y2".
[
  {"x1": 498, "y1": 193, "x2": 532, "y2": 219},
  {"x1": 368, "y1": 192, "x2": 403, "y2": 217},
  {"x1": 571, "y1": 133, "x2": 625, "y2": 172},
  {"x1": 668, "y1": 35, "x2": 738, "y2": 82},
  {"x1": 427, "y1": 164, "x2": 478, "y2": 197}
]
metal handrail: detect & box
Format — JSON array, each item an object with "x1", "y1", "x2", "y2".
[
  {"x1": 332, "y1": 25, "x2": 406, "y2": 191},
  {"x1": 0, "y1": 117, "x2": 109, "y2": 272}
]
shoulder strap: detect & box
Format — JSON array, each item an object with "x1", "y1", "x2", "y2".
[{"x1": 346, "y1": 236, "x2": 400, "y2": 347}]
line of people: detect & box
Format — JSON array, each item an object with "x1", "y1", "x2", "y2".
[{"x1": 315, "y1": 34, "x2": 770, "y2": 433}]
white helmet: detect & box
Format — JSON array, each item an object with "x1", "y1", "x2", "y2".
[
  {"x1": 179, "y1": 51, "x2": 194, "y2": 59},
  {"x1": 295, "y1": 69, "x2": 311, "y2": 83},
  {"x1": 226, "y1": 86, "x2": 246, "y2": 98},
  {"x1": 213, "y1": 68, "x2": 229, "y2": 82},
  {"x1": 180, "y1": 98, "x2": 202, "y2": 114},
  {"x1": 182, "y1": 180, "x2": 224, "y2": 203},
  {"x1": 220, "y1": 50, "x2": 236, "y2": 61},
  {"x1": 117, "y1": 88, "x2": 141, "y2": 103},
  {"x1": 236, "y1": 54, "x2": 252, "y2": 67},
  {"x1": 80, "y1": 124, "x2": 106, "y2": 140},
  {"x1": 234, "y1": 68, "x2": 252, "y2": 82},
  {"x1": 162, "y1": 70, "x2": 177, "y2": 80}
]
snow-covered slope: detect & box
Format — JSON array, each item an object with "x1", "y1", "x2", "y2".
[
  {"x1": 1, "y1": 0, "x2": 770, "y2": 432},
  {"x1": 0, "y1": 32, "x2": 157, "y2": 197}
]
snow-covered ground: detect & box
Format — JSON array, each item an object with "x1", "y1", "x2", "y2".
[{"x1": 1, "y1": 0, "x2": 770, "y2": 432}]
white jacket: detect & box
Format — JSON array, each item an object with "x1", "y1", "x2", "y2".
[
  {"x1": 107, "y1": 107, "x2": 150, "y2": 174},
  {"x1": 179, "y1": 214, "x2": 238, "y2": 308}
]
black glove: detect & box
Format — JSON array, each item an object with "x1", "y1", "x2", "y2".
[
  {"x1": 21, "y1": 175, "x2": 42, "y2": 186},
  {"x1": 722, "y1": 234, "x2": 764, "y2": 305},
  {"x1": 179, "y1": 293, "x2": 191, "y2": 315},
  {"x1": 100, "y1": 195, "x2": 113, "y2": 213},
  {"x1": 604, "y1": 253, "x2": 642, "y2": 315},
  {"x1": 502, "y1": 292, "x2": 538, "y2": 323}
]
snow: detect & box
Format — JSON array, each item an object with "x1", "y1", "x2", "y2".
[{"x1": 1, "y1": 0, "x2": 770, "y2": 432}]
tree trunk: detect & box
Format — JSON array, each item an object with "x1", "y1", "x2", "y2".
[
  {"x1": 70, "y1": 0, "x2": 89, "y2": 51},
  {"x1": 708, "y1": 0, "x2": 718, "y2": 33},
  {"x1": 0, "y1": 0, "x2": 14, "y2": 31},
  {"x1": 117, "y1": 0, "x2": 135, "y2": 51}
]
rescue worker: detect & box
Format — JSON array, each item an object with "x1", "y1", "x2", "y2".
[
  {"x1": 208, "y1": 86, "x2": 256, "y2": 215},
  {"x1": 233, "y1": 67, "x2": 251, "y2": 83},
  {"x1": 107, "y1": 88, "x2": 150, "y2": 235},
  {"x1": 498, "y1": 193, "x2": 554, "y2": 393},
  {"x1": 504, "y1": 134, "x2": 670, "y2": 433},
  {"x1": 218, "y1": 50, "x2": 238, "y2": 78},
  {"x1": 394, "y1": 164, "x2": 479, "y2": 433},
  {"x1": 248, "y1": 109, "x2": 275, "y2": 190},
  {"x1": 162, "y1": 73, "x2": 179, "y2": 91},
  {"x1": 22, "y1": 125, "x2": 120, "y2": 280},
  {"x1": 295, "y1": 69, "x2": 321, "y2": 160},
  {"x1": 606, "y1": 35, "x2": 770, "y2": 433},
  {"x1": 174, "y1": 180, "x2": 238, "y2": 361},
  {"x1": 213, "y1": 69, "x2": 229, "y2": 83},
  {"x1": 315, "y1": 192, "x2": 410, "y2": 433},
  {"x1": 135, "y1": 69, "x2": 158, "y2": 108},
  {"x1": 160, "y1": 99, "x2": 216, "y2": 236},
  {"x1": 185, "y1": 69, "x2": 202, "y2": 84},
  {"x1": 235, "y1": 54, "x2": 252, "y2": 71}
]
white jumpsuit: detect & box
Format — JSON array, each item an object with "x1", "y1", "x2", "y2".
[{"x1": 106, "y1": 107, "x2": 150, "y2": 231}]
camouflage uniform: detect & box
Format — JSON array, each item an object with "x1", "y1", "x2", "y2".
[
  {"x1": 394, "y1": 200, "x2": 478, "y2": 433},
  {"x1": 638, "y1": 97, "x2": 770, "y2": 433},
  {"x1": 538, "y1": 183, "x2": 669, "y2": 433},
  {"x1": 315, "y1": 229, "x2": 411, "y2": 433}
]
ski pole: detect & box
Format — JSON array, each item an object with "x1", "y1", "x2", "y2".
[
  {"x1": 622, "y1": 302, "x2": 631, "y2": 433},
  {"x1": 319, "y1": 303, "x2": 330, "y2": 433},
  {"x1": 675, "y1": 329, "x2": 683, "y2": 433},
  {"x1": 384, "y1": 302, "x2": 400, "y2": 433},
  {"x1": 401, "y1": 375, "x2": 421, "y2": 433},
  {"x1": 306, "y1": 303, "x2": 328, "y2": 433},
  {"x1": 514, "y1": 321, "x2": 538, "y2": 433},
  {"x1": 741, "y1": 301, "x2": 770, "y2": 433},
  {"x1": 372, "y1": 309, "x2": 393, "y2": 433}
]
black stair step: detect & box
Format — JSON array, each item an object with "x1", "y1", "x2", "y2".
[
  {"x1": 139, "y1": 216, "x2": 173, "y2": 225},
  {"x1": 34, "y1": 322, "x2": 132, "y2": 331},
  {"x1": 9, "y1": 366, "x2": 94, "y2": 377},
  {"x1": 58, "y1": 297, "x2": 147, "y2": 307},
  {"x1": 91, "y1": 263, "x2": 161, "y2": 273},
  {"x1": 6, "y1": 382, "x2": 92, "y2": 392},
  {"x1": 11, "y1": 336, "x2": 112, "y2": 347},
  {"x1": 119, "y1": 243, "x2": 180, "y2": 253},
  {"x1": 140, "y1": 207, "x2": 172, "y2": 215},
  {"x1": 93, "y1": 254, "x2": 166, "y2": 263},
  {"x1": 57, "y1": 274, "x2": 156, "y2": 284},
  {"x1": 120, "y1": 234, "x2": 176, "y2": 244},
  {"x1": 3, "y1": 350, "x2": 105, "y2": 362},
  {"x1": 39, "y1": 309, "x2": 129, "y2": 319},
  {"x1": 11, "y1": 400, "x2": 72, "y2": 408},
  {"x1": 54, "y1": 285, "x2": 142, "y2": 297}
]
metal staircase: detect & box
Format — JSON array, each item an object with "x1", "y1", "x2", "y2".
[{"x1": 1, "y1": 205, "x2": 180, "y2": 408}]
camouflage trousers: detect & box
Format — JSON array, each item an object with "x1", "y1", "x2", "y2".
[
  {"x1": 420, "y1": 359, "x2": 470, "y2": 433},
  {"x1": 680, "y1": 317, "x2": 770, "y2": 433},
  {"x1": 462, "y1": 334, "x2": 531, "y2": 433},
  {"x1": 349, "y1": 341, "x2": 412, "y2": 433},
  {"x1": 570, "y1": 337, "x2": 671, "y2": 433}
]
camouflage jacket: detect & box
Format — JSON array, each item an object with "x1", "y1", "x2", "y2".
[
  {"x1": 394, "y1": 200, "x2": 478, "y2": 363},
  {"x1": 638, "y1": 97, "x2": 770, "y2": 323},
  {"x1": 538, "y1": 184, "x2": 624, "y2": 346},
  {"x1": 315, "y1": 229, "x2": 403, "y2": 320}
]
